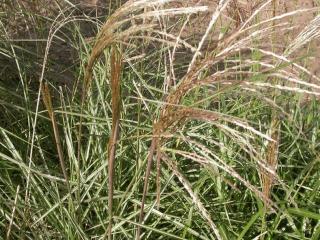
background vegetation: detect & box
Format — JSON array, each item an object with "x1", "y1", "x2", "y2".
[{"x1": 0, "y1": 0, "x2": 320, "y2": 239}]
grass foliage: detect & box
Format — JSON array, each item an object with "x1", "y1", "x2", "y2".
[{"x1": 1, "y1": 0, "x2": 320, "y2": 239}]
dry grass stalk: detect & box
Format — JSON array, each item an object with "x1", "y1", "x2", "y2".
[
  {"x1": 261, "y1": 116, "x2": 280, "y2": 206},
  {"x1": 260, "y1": 0, "x2": 279, "y2": 208},
  {"x1": 136, "y1": 137, "x2": 158, "y2": 239},
  {"x1": 107, "y1": 46, "x2": 122, "y2": 239},
  {"x1": 155, "y1": 147, "x2": 161, "y2": 209},
  {"x1": 41, "y1": 83, "x2": 69, "y2": 189}
]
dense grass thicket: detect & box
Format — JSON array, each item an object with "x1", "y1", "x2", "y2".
[{"x1": 1, "y1": 0, "x2": 320, "y2": 239}]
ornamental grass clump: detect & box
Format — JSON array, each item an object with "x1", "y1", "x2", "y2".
[
  {"x1": 82, "y1": 0, "x2": 320, "y2": 239},
  {"x1": 1, "y1": 0, "x2": 320, "y2": 239}
]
